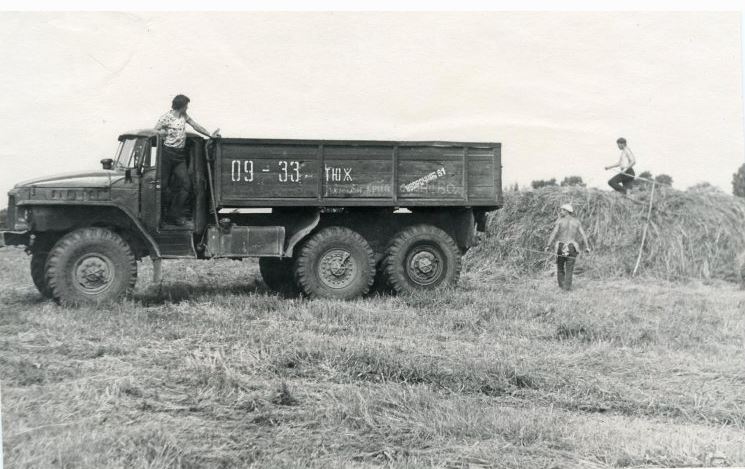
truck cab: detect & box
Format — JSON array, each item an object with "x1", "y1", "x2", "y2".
[{"x1": 1, "y1": 130, "x2": 502, "y2": 305}]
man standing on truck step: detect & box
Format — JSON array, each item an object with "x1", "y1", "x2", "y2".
[
  {"x1": 155, "y1": 94, "x2": 221, "y2": 226},
  {"x1": 545, "y1": 204, "x2": 591, "y2": 291},
  {"x1": 605, "y1": 137, "x2": 636, "y2": 195}
]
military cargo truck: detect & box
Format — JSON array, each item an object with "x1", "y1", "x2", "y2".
[{"x1": 1, "y1": 130, "x2": 502, "y2": 304}]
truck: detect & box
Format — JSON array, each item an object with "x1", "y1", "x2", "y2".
[{"x1": 1, "y1": 130, "x2": 502, "y2": 304}]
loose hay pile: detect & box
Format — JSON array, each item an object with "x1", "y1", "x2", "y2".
[{"x1": 470, "y1": 187, "x2": 745, "y2": 281}]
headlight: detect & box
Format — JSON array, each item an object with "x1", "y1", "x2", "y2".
[{"x1": 14, "y1": 207, "x2": 30, "y2": 231}]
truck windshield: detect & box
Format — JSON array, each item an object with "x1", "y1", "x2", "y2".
[{"x1": 114, "y1": 138, "x2": 149, "y2": 170}]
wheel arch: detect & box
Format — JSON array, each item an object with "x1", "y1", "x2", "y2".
[
  {"x1": 25, "y1": 203, "x2": 159, "y2": 259},
  {"x1": 283, "y1": 209, "x2": 321, "y2": 258}
]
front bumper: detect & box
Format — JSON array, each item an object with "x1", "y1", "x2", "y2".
[{"x1": 0, "y1": 230, "x2": 30, "y2": 248}]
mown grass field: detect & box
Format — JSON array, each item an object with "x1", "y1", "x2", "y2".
[{"x1": 2, "y1": 244, "x2": 745, "y2": 468}]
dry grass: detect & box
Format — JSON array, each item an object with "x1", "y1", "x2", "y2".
[
  {"x1": 2, "y1": 245, "x2": 745, "y2": 468},
  {"x1": 479, "y1": 187, "x2": 745, "y2": 281}
]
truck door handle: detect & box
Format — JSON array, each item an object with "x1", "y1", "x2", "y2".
[{"x1": 148, "y1": 180, "x2": 160, "y2": 188}]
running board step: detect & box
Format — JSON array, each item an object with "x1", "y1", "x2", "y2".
[{"x1": 153, "y1": 231, "x2": 197, "y2": 258}]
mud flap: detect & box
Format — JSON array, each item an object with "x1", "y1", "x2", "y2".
[{"x1": 452, "y1": 209, "x2": 478, "y2": 250}]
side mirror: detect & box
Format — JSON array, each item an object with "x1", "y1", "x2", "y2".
[{"x1": 100, "y1": 158, "x2": 114, "y2": 170}]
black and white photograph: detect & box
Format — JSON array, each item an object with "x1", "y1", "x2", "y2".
[{"x1": 1, "y1": 1, "x2": 745, "y2": 467}]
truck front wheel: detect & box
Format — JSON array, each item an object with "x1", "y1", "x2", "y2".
[
  {"x1": 30, "y1": 235, "x2": 57, "y2": 299},
  {"x1": 30, "y1": 251, "x2": 53, "y2": 298},
  {"x1": 46, "y1": 227, "x2": 137, "y2": 305},
  {"x1": 294, "y1": 227, "x2": 375, "y2": 300},
  {"x1": 259, "y1": 257, "x2": 299, "y2": 297},
  {"x1": 384, "y1": 224, "x2": 461, "y2": 294}
]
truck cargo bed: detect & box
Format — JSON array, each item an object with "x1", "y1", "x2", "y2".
[{"x1": 213, "y1": 138, "x2": 502, "y2": 208}]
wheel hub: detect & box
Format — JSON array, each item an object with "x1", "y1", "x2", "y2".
[
  {"x1": 318, "y1": 249, "x2": 356, "y2": 289},
  {"x1": 412, "y1": 251, "x2": 435, "y2": 274},
  {"x1": 74, "y1": 254, "x2": 114, "y2": 294},
  {"x1": 406, "y1": 246, "x2": 444, "y2": 286}
]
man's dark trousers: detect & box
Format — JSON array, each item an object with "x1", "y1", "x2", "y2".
[
  {"x1": 161, "y1": 145, "x2": 192, "y2": 221},
  {"x1": 608, "y1": 167, "x2": 635, "y2": 194},
  {"x1": 556, "y1": 243, "x2": 578, "y2": 290}
]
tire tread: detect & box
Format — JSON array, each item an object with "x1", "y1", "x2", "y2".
[
  {"x1": 46, "y1": 227, "x2": 137, "y2": 305},
  {"x1": 383, "y1": 224, "x2": 461, "y2": 294},
  {"x1": 294, "y1": 227, "x2": 375, "y2": 299},
  {"x1": 30, "y1": 251, "x2": 53, "y2": 298}
]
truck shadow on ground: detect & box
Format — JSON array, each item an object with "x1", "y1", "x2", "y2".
[
  {"x1": 0, "y1": 290, "x2": 50, "y2": 312},
  {"x1": 4, "y1": 283, "x2": 284, "y2": 308},
  {"x1": 134, "y1": 279, "x2": 281, "y2": 306}
]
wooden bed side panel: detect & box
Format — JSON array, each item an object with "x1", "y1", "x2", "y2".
[{"x1": 214, "y1": 140, "x2": 501, "y2": 207}]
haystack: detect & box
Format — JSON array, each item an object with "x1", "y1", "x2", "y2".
[{"x1": 471, "y1": 187, "x2": 745, "y2": 281}]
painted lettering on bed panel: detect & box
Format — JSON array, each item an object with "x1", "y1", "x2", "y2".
[
  {"x1": 397, "y1": 159, "x2": 465, "y2": 199},
  {"x1": 323, "y1": 160, "x2": 393, "y2": 198},
  {"x1": 320, "y1": 146, "x2": 394, "y2": 198}
]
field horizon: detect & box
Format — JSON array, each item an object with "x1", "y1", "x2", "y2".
[{"x1": 2, "y1": 244, "x2": 745, "y2": 468}]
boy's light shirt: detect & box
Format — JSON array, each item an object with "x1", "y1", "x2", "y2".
[{"x1": 619, "y1": 147, "x2": 635, "y2": 171}]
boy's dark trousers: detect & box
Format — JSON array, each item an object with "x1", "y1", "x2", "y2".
[
  {"x1": 161, "y1": 145, "x2": 192, "y2": 221},
  {"x1": 556, "y1": 243, "x2": 578, "y2": 290},
  {"x1": 608, "y1": 167, "x2": 635, "y2": 194}
]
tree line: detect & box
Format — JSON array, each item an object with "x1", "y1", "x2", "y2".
[
  {"x1": 529, "y1": 172, "x2": 673, "y2": 190},
  {"x1": 523, "y1": 163, "x2": 745, "y2": 197}
]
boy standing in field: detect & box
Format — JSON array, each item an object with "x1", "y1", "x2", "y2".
[{"x1": 545, "y1": 204, "x2": 591, "y2": 291}]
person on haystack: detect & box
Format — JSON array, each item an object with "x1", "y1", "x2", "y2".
[
  {"x1": 605, "y1": 137, "x2": 636, "y2": 195},
  {"x1": 545, "y1": 204, "x2": 591, "y2": 291}
]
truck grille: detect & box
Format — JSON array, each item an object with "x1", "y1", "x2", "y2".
[{"x1": 6, "y1": 195, "x2": 16, "y2": 230}]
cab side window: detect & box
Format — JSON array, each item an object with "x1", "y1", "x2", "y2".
[
  {"x1": 142, "y1": 137, "x2": 159, "y2": 169},
  {"x1": 132, "y1": 138, "x2": 148, "y2": 168}
]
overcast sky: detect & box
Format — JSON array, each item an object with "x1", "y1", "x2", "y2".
[{"x1": 0, "y1": 11, "x2": 742, "y2": 199}]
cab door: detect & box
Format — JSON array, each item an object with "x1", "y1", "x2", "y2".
[{"x1": 139, "y1": 136, "x2": 161, "y2": 232}]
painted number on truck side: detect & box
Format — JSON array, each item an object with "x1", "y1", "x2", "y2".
[
  {"x1": 230, "y1": 160, "x2": 302, "y2": 183},
  {"x1": 278, "y1": 161, "x2": 301, "y2": 183},
  {"x1": 231, "y1": 160, "x2": 254, "y2": 182}
]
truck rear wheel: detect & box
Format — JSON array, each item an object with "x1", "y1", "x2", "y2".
[
  {"x1": 384, "y1": 224, "x2": 461, "y2": 294},
  {"x1": 294, "y1": 227, "x2": 375, "y2": 300},
  {"x1": 46, "y1": 227, "x2": 137, "y2": 306},
  {"x1": 259, "y1": 257, "x2": 299, "y2": 296},
  {"x1": 31, "y1": 251, "x2": 53, "y2": 298}
]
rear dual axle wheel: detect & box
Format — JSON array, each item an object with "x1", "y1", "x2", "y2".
[
  {"x1": 288, "y1": 224, "x2": 461, "y2": 300},
  {"x1": 383, "y1": 224, "x2": 462, "y2": 295},
  {"x1": 294, "y1": 227, "x2": 375, "y2": 300}
]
